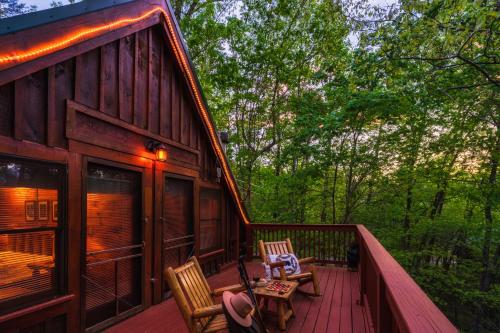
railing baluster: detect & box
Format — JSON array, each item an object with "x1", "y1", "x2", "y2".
[
  {"x1": 248, "y1": 224, "x2": 357, "y2": 266},
  {"x1": 327, "y1": 230, "x2": 331, "y2": 262},
  {"x1": 329, "y1": 229, "x2": 332, "y2": 262},
  {"x1": 315, "y1": 230, "x2": 318, "y2": 260},
  {"x1": 313, "y1": 230, "x2": 316, "y2": 260},
  {"x1": 332, "y1": 231, "x2": 337, "y2": 262},
  {"x1": 305, "y1": 230, "x2": 309, "y2": 258},
  {"x1": 308, "y1": 230, "x2": 312, "y2": 259},
  {"x1": 338, "y1": 231, "x2": 341, "y2": 263},
  {"x1": 323, "y1": 230, "x2": 328, "y2": 260}
]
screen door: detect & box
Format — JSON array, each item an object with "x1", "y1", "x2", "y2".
[
  {"x1": 162, "y1": 176, "x2": 193, "y2": 299},
  {"x1": 83, "y1": 163, "x2": 143, "y2": 329}
]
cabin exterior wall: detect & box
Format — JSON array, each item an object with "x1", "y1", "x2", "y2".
[{"x1": 0, "y1": 23, "x2": 243, "y2": 333}]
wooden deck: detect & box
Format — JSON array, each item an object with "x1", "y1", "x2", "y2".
[{"x1": 106, "y1": 262, "x2": 373, "y2": 333}]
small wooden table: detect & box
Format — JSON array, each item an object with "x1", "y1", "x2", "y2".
[{"x1": 254, "y1": 280, "x2": 298, "y2": 330}]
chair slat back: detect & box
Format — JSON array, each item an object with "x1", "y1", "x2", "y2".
[
  {"x1": 259, "y1": 238, "x2": 294, "y2": 263},
  {"x1": 168, "y1": 257, "x2": 215, "y2": 331}
]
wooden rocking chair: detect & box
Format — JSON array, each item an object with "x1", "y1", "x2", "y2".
[
  {"x1": 164, "y1": 256, "x2": 246, "y2": 333},
  {"x1": 258, "y1": 238, "x2": 320, "y2": 296}
]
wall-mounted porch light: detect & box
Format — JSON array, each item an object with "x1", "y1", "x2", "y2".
[{"x1": 146, "y1": 141, "x2": 168, "y2": 162}]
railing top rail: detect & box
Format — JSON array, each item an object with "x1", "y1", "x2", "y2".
[
  {"x1": 198, "y1": 248, "x2": 225, "y2": 261},
  {"x1": 355, "y1": 225, "x2": 458, "y2": 333},
  {"x1": 248, "y1": 223, "x2": 358, "y2": 231}
]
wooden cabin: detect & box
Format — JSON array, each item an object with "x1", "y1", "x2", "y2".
[
  {"x1": 0, "y1": 0, "x2": 248, "y2": 331},
  {"x1": 0, "y1": 1, "x2": 459, "y2": 333}
]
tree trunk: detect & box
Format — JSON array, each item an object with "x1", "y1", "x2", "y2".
[
  {"x1": 430, "y1": 152, "x2": 458, "y2": 219},
  {"x1": 430, "y1": 189, "x2": 446, "y2": 219},
  {"x1": 332, "y1": 162, "x2": 339, "y2": 224},
  {"x1": 331, "y1": 136, "x2": 345, "y2": 224},
  {"x1": 472, "y1": 134, "x2": 498, "y2": 333},
  {"x1": 402, "y1": 179, "x2": 414, "y2": 250},
  {"x1": 343, "y1": 132, "x2": 358, "y2": 224},
  {"x1": 320, "y1": 172, "x2": 328, "y2": 223}
]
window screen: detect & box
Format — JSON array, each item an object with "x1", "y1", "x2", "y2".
[
  {"x1": 84, "y1": 163, "x2": 142, "y2": 329},
  {"x1": 162, "y1": 177, "x2": 194, "y2": 299},
  {"x1": 0, "y1": 156, "x2": 65, "y2": 314},
  {"x1": 199, "y1": 188, "x2": 221, "y2": 251}
]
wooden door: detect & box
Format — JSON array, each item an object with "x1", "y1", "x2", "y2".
[
  {"x1": 82, "y1": 162, "x2": 143, "y2": 331},
  {"x1": 161, "y1": 175, "x2": 194, "y2": 299},
  {"x1": 199, "y1": 188, "x2": 221, "y2": 253}
]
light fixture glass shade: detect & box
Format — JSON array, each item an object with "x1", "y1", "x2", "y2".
[{"x1": 156, "y1": 145, "x2": 167, "y2": 162}]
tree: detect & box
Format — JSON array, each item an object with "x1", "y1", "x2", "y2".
[{"x1": 0, "y1": 0, "x2": 36, "y2": 18}]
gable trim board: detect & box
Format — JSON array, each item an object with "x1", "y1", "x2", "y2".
[{"x1": 0, "y1": 0, "x2": 250, "y2": 225}]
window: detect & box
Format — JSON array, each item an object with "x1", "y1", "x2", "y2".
[
  {"x1": 0, "y1": 156, "x2": 65, "y2": 314},
  {"x1": 199, "y1": 188, "x2": 221, "y2": 251}
]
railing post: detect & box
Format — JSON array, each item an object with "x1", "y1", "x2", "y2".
[
  {"x1": 245, "y1": 223, "x2": 253, "y2": 261},
  {"x1": 359, "y1": 239, "x2": 366, "y2": 306},
  {"x1": 376, "y1": 277, "x2": 392, "y2": 333}
]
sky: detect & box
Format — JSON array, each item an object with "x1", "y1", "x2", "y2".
[
  {"x1": 19, "y1": 0, "x2": 397, "y2": 47},
  {"x1": 23, "y1": 0, "x2": 79, "y2": 10},
  {"x1": 24, "y1": 0, "x2": 398, "y2": 12}
]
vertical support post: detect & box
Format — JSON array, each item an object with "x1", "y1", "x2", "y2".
[
  {"x1": 245, "y1": 224, "x2": 253, "y2": 261},
  {"x1": 235, "y1": 216, "x2": 240, "y2": 261},
  {"x1": 376, "y1": 277, "x2": 392, "y2": 333},
  {"x1": 359, "y1": 230, "x2": 366, "y2": 306}
]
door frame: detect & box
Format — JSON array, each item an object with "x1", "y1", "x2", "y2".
[
  {"x1": 152, "y1": 164, "x2": 199, "y2": 304},
  {"x1": 80, "y1": 155, "x2": 152, "y2": 332}
]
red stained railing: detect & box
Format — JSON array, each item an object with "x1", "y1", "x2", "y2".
[{"x1": 245, "y1": 223, "x2": 458, "y2": 333}]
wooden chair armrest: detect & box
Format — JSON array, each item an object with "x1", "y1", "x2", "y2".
[
  {"x1": 298, "y1": 257, "x2": 315, "y2": 265},
  {"x1": 192, "y1": 304, "x2": 223, "y2": 319},
  {"x1": 211, "y1": 284, "x2": 246, "y2": 297},
  {"x1": 268, "y1": 261, "x2": 286, "y2": 269},
  {"x1": 287, "y1": 272, "x2": 313, "y2": 280}
]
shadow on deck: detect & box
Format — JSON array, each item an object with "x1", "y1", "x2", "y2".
[{"x1": 105, "y1": 262, "x2": 374, "y2": 333}]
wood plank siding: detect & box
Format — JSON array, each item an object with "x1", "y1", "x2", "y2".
[{"x1": 1, "y1": 26, "x2": 203, "y2": 160}]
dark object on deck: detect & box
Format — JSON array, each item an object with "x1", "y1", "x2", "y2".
[
  {"x1": 347, "y1": 241, "x2": 359, "y2": 271},
  {"x1": 237, "y1": 256, "x2": 268, "y2": 333}
]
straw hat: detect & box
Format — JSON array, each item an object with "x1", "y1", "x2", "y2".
[{"x1": 222, "y1": 291, "x2": 253, "y2": 327}]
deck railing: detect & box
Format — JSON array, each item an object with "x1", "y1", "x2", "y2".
[
  {"x1": 245, "y1": 223, "x2": 458, "y2": 333},
  {"x1": 246, "y1": 223, "x2": 357, "y2": 264}
]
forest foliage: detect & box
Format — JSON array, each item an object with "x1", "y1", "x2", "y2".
[{"x1": 171, "y1": 1, "x2": 499, "y2": 331}]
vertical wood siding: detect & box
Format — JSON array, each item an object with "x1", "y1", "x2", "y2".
[
  {"x1": 0, "y1": 26, "x2": 211, "y2": 166},
  {"x1": 75, "y1": 48, "x2": 100, "y2": 110},
  {"x1": 100, "y1": 42, "x2": 119, "y2": 118},
  {"x1": 118, "y1": 35, "x2": 135, "y2": 123},
  {"x1": 49, "y1": 59, "x2": 75, "y2": 148},
  {"x1": 0, "y1": 82, "x2": 13, "y2": 137},
  {"x1": 14, "y1": 70, "x2": 48, "y2": 143},
  {"x1": 134, "y1": 30, "x2": 149, "y2": 129}
]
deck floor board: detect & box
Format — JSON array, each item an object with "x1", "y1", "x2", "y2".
[{"x1": 106, "y1": 262, "x2": 373, "y2": 333}]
